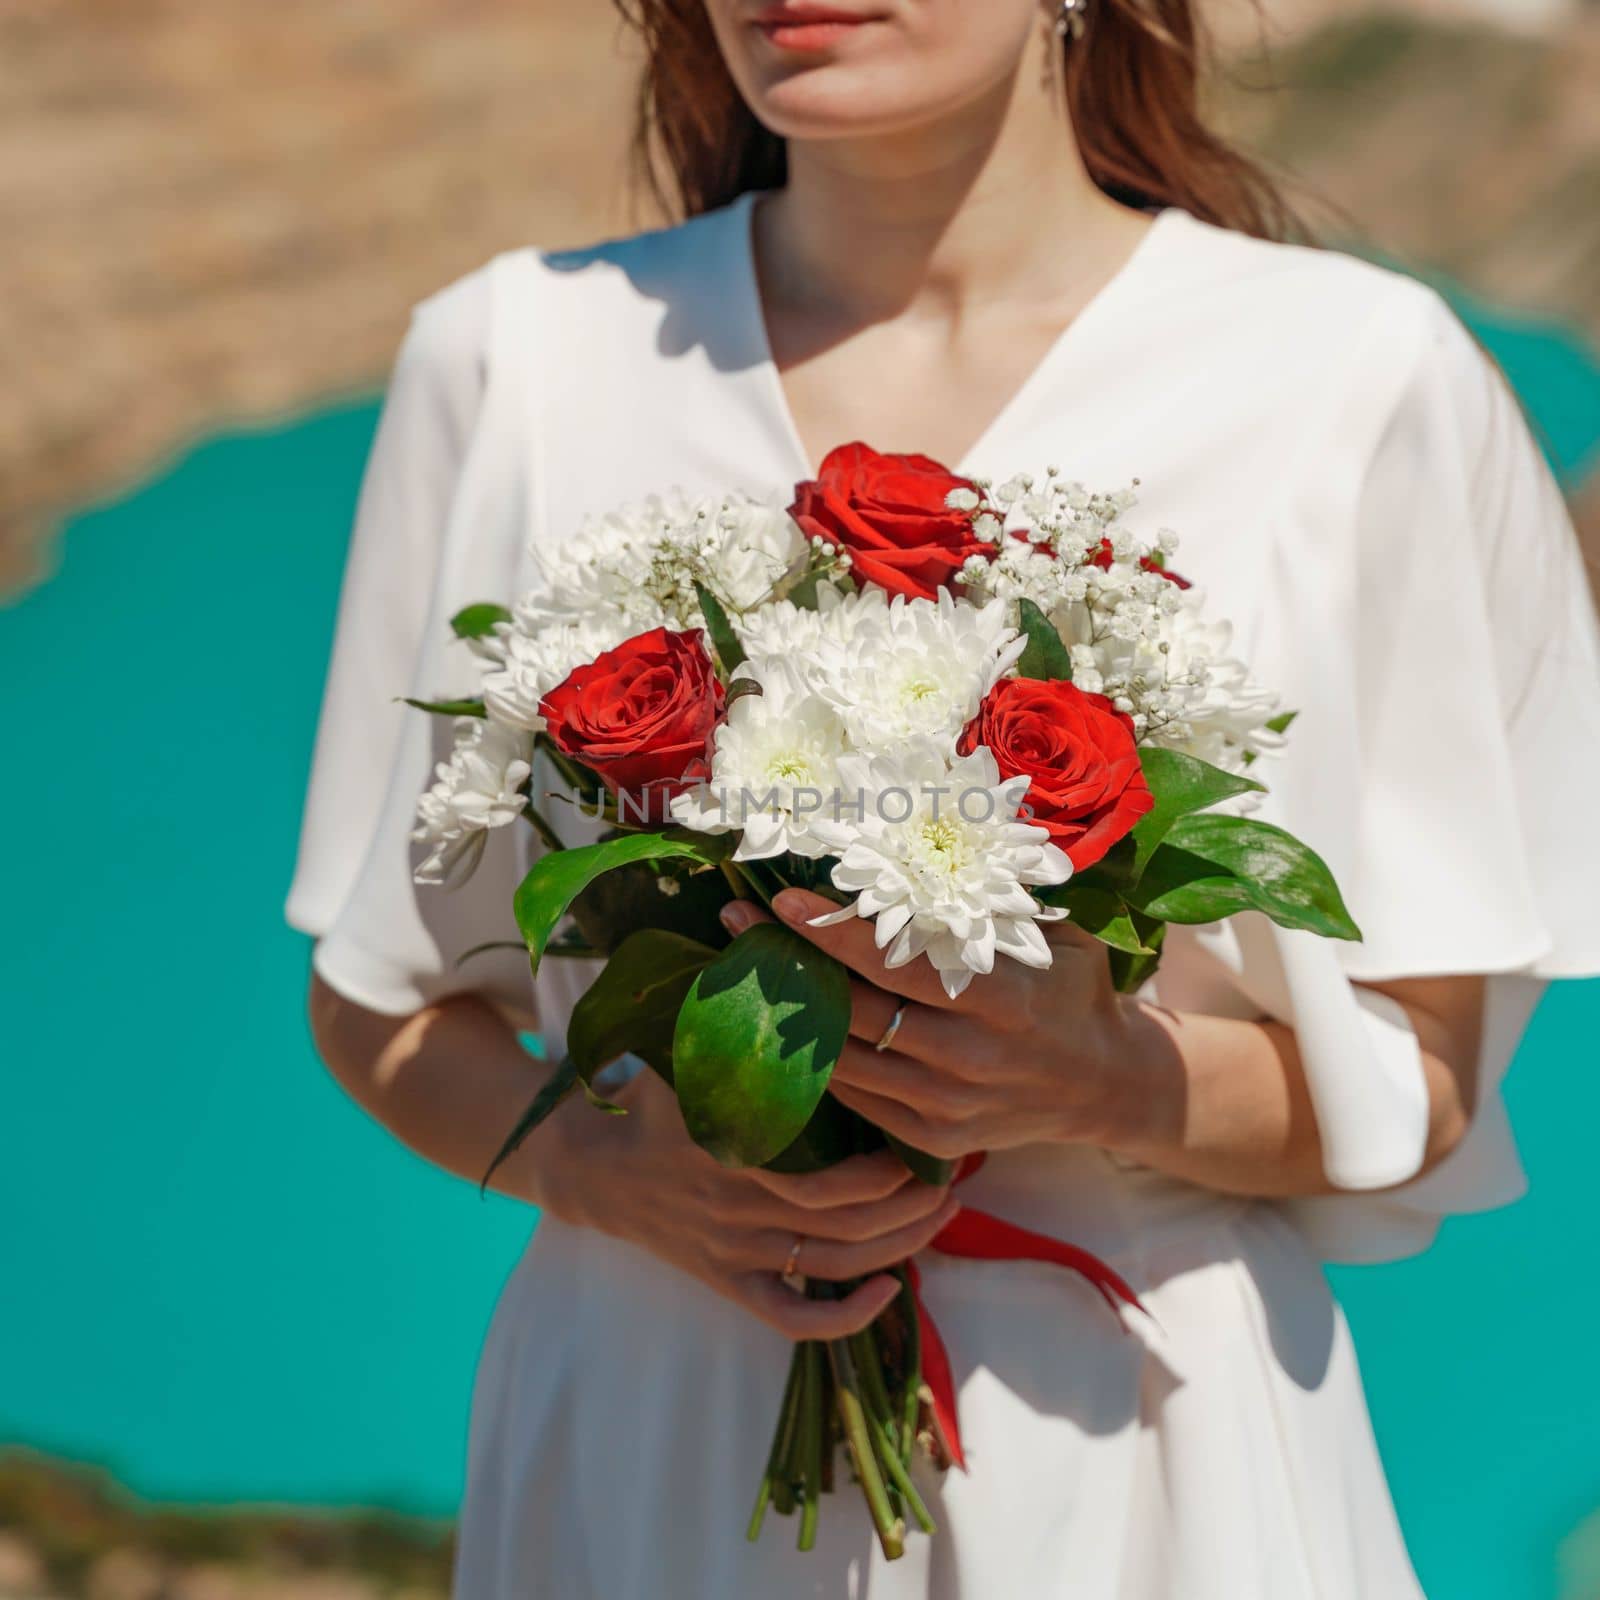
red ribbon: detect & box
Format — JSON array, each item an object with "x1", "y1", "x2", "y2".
[{"x1": 905, "y1": 1156, "x2": 1146, "y2": 1471}]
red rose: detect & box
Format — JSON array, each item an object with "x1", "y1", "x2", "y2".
[
  {"x1": 538, "y1": 628, "x2": 724, "y2": 823},
  {"x1": 789, "y1": 442, "x2": 991, "y2": 600},
  {"x1": 958, "y1": 676, "x2": 1154, "y2": 870}
]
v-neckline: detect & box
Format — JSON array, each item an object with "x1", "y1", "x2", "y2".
[{"x1": 731, "y1": 190, "x2": 1180, "y2": 481}]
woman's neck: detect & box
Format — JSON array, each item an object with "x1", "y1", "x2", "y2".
[{"x1": 756, "y1": 30, "x2": 1143, "y2": 334}]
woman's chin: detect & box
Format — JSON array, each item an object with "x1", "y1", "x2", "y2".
[{"x1": 753, "y1": 74, "x2": 964, "y2": 144}]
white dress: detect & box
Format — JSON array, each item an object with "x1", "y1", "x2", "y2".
[{"x1": 286, "y1": 196, "x2": 1600, "y2": 1599}]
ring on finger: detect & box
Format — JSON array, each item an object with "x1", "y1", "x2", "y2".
[
  {"x1": 781, "y1": 1234, "x2": 806, "y2": 1284},
  {"x1": 874, "y1": 1001, "x2": 909, "y2": 1053}
]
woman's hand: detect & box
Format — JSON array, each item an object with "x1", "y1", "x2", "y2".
[
  {"x1": 720, "y1": 888, "x2": 1148, "y2": 1163},
  {"x1": 540, "y1": 1064, "x2": 960, "y2": 1341}
]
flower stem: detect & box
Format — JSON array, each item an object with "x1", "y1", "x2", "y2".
[
  {"x1": 749, "y1": 1345, "x2": 803, "y2": 1539},
  {"x1": 774, "y1": 1345, "x2": 805, "y2": 1519},
  {"x1": 827, "y1": 1336, "x2": 905, "y2": 1561},
  {"x1": 520, "y1": 799, "x2": 566, "y2": 853},
  {"x1": 849, "y1": 1328, "x2": 899, "y2": 1452},
  {"x1": 798, "y1": 1341, "x2": 825, "y2": 1552},
  {"x1": 719, "y1": 858, "x2": 774, "y2": 911},
  {"x1": 865, "y1": 1404, "x2": 937, "y2": 1535},
  {"x1": 894, "y1": 1268, "x2": 922, "y2": 1469}
]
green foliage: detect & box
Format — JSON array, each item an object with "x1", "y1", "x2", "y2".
[
  {"x1": 885, "y1": 1135, "x2": 956, "y2": 1187},
  {"x1": 1039, "y1": 882, "x2": 1155, "y2": 955},
  {"x1": 1127, "y1": 814, "x2": 1361, "y2": 941},
  {"x1": 565, "y1": 929, "x2": 717, "y2": 1084},
  {"x1": 449, "y1": 602, "x2": 512, "y2": 639},
  {"x1": 402, "y1": 695, "x2": 485, "y2": 718},
  {"x1": 568, "y1": 856, "x2": 733, "y2": 956},
  {"x1": 762, "y1": 1095, "x2": 875, "y2": 1174},
  {"x1": 513, "y1": 830, "x2": 733, "y2": 976},
  {"x1": 784, "y1": 570, "x2": 832, "y2": 610},
  {"x1": 1126, "y1": 748, "x2": 1265, "y2": 877},
  {"x1": 1107, "y1": 913, "x2": 1167, "y2": 994},
  {"x1": 1013, "y1": 598, "x2": 1075, "y2": 681},
  {"x1": 480, "y1": 1054, "x2": 582, "y2": 1193},
  {"x1": 695, "y1": 580, "x2": 747, "y2": 675},
  {"x1": 673, "y1": 923, "x2": 853, "y2": 1167}
]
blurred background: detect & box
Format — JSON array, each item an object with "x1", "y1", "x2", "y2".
[{"x1": 2, "y1": 1, "x2": 1598, "y2": 1596}]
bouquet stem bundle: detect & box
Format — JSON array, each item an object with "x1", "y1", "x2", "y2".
[{"x1": 749, "y1": 1274, "x2": 935, "y2": 1559}]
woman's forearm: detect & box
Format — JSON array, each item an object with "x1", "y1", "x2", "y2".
[
  {"x1": 307, "y1": 974, "x2": 572, "y2": 1213},
  {"x1": 1093, "y1": 976, "x2": 1484, "y2": 1198}
]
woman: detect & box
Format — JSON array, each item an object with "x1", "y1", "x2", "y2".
[{"x1": 287, "y1": 2, "x2": 1600, "y2": 1595}]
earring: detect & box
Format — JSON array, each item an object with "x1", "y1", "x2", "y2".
[{"x1": 1055, "y1": 0, "x2": 1088, "y2": 40}]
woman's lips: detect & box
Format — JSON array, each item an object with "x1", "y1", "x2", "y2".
[{"x1": 752, "y1": 5, "x2": 875, "y2": 51}]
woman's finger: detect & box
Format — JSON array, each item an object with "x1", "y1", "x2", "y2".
[
  {"x1": 740, "y1": 1193, "x2": 960, "y2": 1282},
  {"x1": 736, "y1": 1271, "x2": 901, "y2": 1342},
  {"x1": 827, "y1": 1077, "x2": 965, "y2": 1159},
  {"x1": 844, "y1": 980, "x2": 979, "y2": 1065},
  {"x1": 718, "y1": 898, "x2": 774, "y2": 938},
  {"x1": 740, "y1": 1165, "x2": 953, "y2": 1243},
  {"x1": 743, "y1": 1148, "x2": 913, "y2": 1208},
  {"x1": 831, "y1": 1037, "x2": 990, "y2": 1114},
  {"x1": 770, "y1": 888, "x2": 967, "y2": 1010}
]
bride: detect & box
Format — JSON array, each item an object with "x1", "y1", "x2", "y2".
[{"x1": 287, "y1": 2, "x2": 1600, "y2": 1595}]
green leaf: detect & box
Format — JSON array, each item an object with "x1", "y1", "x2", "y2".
[
  {"x1": 673, "y1": 923, "x2": 853, "y2": 1167},
  {"x1": 694, "y1": 580, "x2": 747, "y2": 675},
  {"x1": 885, "y1": 1136, "x2": 956, "y2": 1187},
  {"x1": 1039, "y1": 882, "x2": 1154, "y2": 955},
  {"x1": 783, "y1": 570, "x2": 830, "y2": 611},
  {"x1": 1014, "y1": 598, "x2": 1075, "y2": 681},
  {"x1": 1126, "y1": 748, "x2": 1265, "y2": 878},
  {"x1": 581, "y1": 1081, "x2": 627, "y2": 1114},
  {"x1": 513, "y1": 829, "x2": 733, "y2": 976},
  {"x1": 455, "y1": 939, "x2": 529, "y2": 968},
  {"x1": 567, "y1": 854, "x2": 734, "y2": 955},
  {"x1": 1265, "y1": 709, "x2": 1299, "y2": 735},
  {"x1": 1127, "y1": 815, "x2": 1362, "y2": 941},
  {"x1": 402, "y1": 696, "x2": 486, "y2": 718},
  {"x1": 480, "y1": 1054, "x2": 579, "y2": 1193},
  {"x1": 565, "y1": 929, "x2": 718, "y2": 1083},
  {"x1": 1107, "y1": 913, "x2": 1166, "y2": 993},
  {"x1": 762, "y1": 1095, "x2": 873, "y2": 1175},
  {"x1": 450, "y1": 603, "x2": 512, "y2": 640}
]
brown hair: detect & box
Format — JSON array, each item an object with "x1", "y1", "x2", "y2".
[{"x1": 613, "y1": 0, "x2": 1296, "y2": 239}]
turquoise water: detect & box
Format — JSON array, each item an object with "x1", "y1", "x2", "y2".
[{"x1": 2, "y1": 298, "x2": 1597, "y2": 1597}]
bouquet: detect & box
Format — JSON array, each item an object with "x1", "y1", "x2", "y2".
[{"x1": 406, "y1": 443, "x2": 1359, "y2": 1559}]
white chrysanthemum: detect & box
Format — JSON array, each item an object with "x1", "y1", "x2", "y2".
[
  {"x1": 813, "y1": 590, "x2": 1024, "y2": 752},
  {"x1": 517, "y1": 497, "x2": 676, "y2": 634},
  {"x1": 806, "y1": 743, "x2": 1072, "y2": 1000},
  {"x1": 669, "y1": 661, "x2": 847, "y2": 860},
  {"x1": 1059, "y1": 593, "x2": 1282, "y2": 772},
  {"x1": 411, "y1": 717, "x2": 533, "y2": 886},
  {"x1": 480, "y1": 610, "x2": 637, "y2": 730},
  {"x1": 518, "y1": 491, "x2": 807, "y2": 637},
  {"x1": 738, "y1": 581, "x2": 885, "y2": 657},
  {"x1": 481, "y1": 492, "x2": 810, "y2": 729},
  {"x1": 735, "y1": 596, "x2": 830, "y2": 663},
  {"x1": 1135, "y1": 602, "x2": 1285, "y2": 771}
]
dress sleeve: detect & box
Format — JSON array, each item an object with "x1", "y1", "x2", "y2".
[
  {"x1": 1194, "y1": 285, "x2": 1600, "y2": 1260},
  {"x1": 284, "y1": 262, "x2": 538, "y2": 1021}
]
